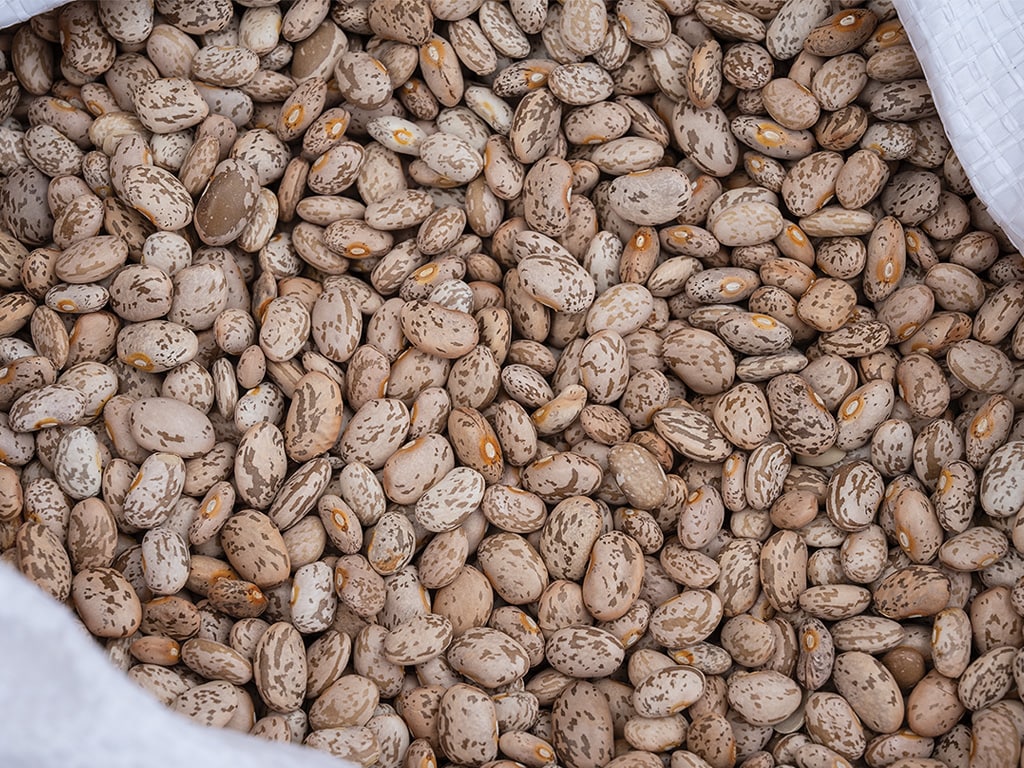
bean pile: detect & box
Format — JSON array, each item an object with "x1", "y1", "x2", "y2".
[{"x1": 3, "y1": 0, "x2": 1024, "y2": 766}]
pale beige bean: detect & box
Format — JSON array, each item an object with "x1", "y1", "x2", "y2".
[
  {"x1": 289, "y1": 561, "x2": 335, "y2": 634},
  {"x1": 663, "y1": 328, "x2": 735, "y2": 395},
  {"x1": 728, "y1": 670, "x2": 802, "y2": 727},
  {"x1": 253, "y1": 621, "x2": 307, "y2": 712},
  {"x1": 305, "y1": 726, "x2": 380, "y2": 765},
  {"x1": 448, "y1": 626, "x2": 531, "y2": 687},
  {"x1": 129, "y1": 397, "x2": 215, "y2": 458},
  {"x1": 414, "y1": 466, "x2": 486, "y2": 533},
  {"x1": 220, "y1": 509, "x2": 291, "y2": 589},
  {"x1": 671, "y1": 102, "x2": 739, "y2": 177},
  {"x1": 283, "y1": 371, "x2": 343, "y2": 462},
  {"x1": 116, "y1": 319, "x2": 198, "y2": 373},
  {"x1": 650, "y1": 590, "x2": 723, "y2": 647},
  {"x1": 122, "y1": 452, "x2": 186, "y2": 530},
  {"x1": 141, "y1": 526, "x2": 190, "y2": 596},
  {"x1": 16, "y1": 520, "x2": 72, "y2": 601},
  {"x1": 552, "y1": 681, "x2": 614, "y2": 768},
  {"x1": 980, "y1": 440, "x2": 1024, "y2": 518},
  {"x1": 874, "y1": 566, "x2": 951, "y2": 620},
  {"x1": 51, "y1": 426, "x2": 103, "y2": 500},
  {"x1": 437, "y1": 684, "x2": 499, "y2": 765},
  {"x1": 72, "y1": 566, "x2": 142, "y2": 638},
  {"x1": 8, "y1": 384, "x2": 87, "y2": 432},
  {"x1": 546, "y1": 626, "x2": 625, "y2": 678},
  {"x1": 520, "y1": 452, "x2": 602, "y2": 503},
  {"x1": 518, "y1": 254, "x2": 596, "y2": 314},
  {"x1": 832, "y1": 651, "x2": 904, "y2": 733},
  {"x1": 181, "y1": 638, "x2": 253, "y2": 685},
  {"x1": 633, "y1": 665, "x2": 705, "y2": 718},
  {"x1": 172, "y1": 680, "x2": 240, "y2": 728}
]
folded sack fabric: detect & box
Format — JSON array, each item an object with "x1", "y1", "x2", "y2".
[
  {"x1": 0, "y1": 0, "x2": 66, "y2": 30},
  {"x1": 891, "y1": 0, "x2": 1024, "y2": 252},
  {"x1": 0, "y1": 564, "x2": 349, "y2": 768}
]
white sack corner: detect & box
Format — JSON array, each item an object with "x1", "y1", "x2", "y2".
[{"x1": 0, "y1": 564, "x2": 349, "y2": 768}]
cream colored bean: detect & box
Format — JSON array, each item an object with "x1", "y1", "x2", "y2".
[
  {"x1": 129, "y1": 397, "x2": 215, "y2": 458},
  {"x1": 220, "y1": 509, "x2": 291, "y2": 589},
  {"x1": 437, "y1": 684, "x2": 499, "y2": 765},
  {"x1": 253, "y1": 621, "x2": 307, "y2": 713},
  {"x1": 552, "y1": 681, "x2": 614, "y2": 768},
  {"x1": 122, "y1": 452, "x2": 186, "y2": 530},
  {"x1": 72, "y1": 566, "x2": 142, "y2": 638}
]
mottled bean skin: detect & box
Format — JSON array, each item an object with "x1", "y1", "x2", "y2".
[{"x1": 0, "y1": 5, "x2": 1017, "y2": 768}]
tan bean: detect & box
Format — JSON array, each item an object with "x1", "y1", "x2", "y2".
[
  {"x1": 72, "y1": 566, "x2": 142, "y2": 638},
  {"x1": 552, "y1": 681, "x2": 614, "y2": 768},
  {"x1": 220, "y1": 509, "x2": 291, "y2": 589},
  {"x1": 253, "y1": 621, "x2": 307, "y2": 712}
]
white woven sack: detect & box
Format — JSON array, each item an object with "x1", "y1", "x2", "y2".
[
  {"x1": 0, "y1": 565, "x2": 346, "y2": 768},
  {"x1": 893, "y1": 0, "x2": 1024, "y2": 252},
  {"x1": 0, "y1": 0, "x2": 66, "y2": 30}
]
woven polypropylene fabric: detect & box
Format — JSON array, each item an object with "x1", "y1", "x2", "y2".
[
  {"x1": 0, "y1": 564, "x2": 348, "y2": 768},
  {"x1": 894, "y1": 0, "x2": 1024, "y2": 252},
  {"x1": 0, "y1": 0, "x2": 66, "y2": 31}
]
